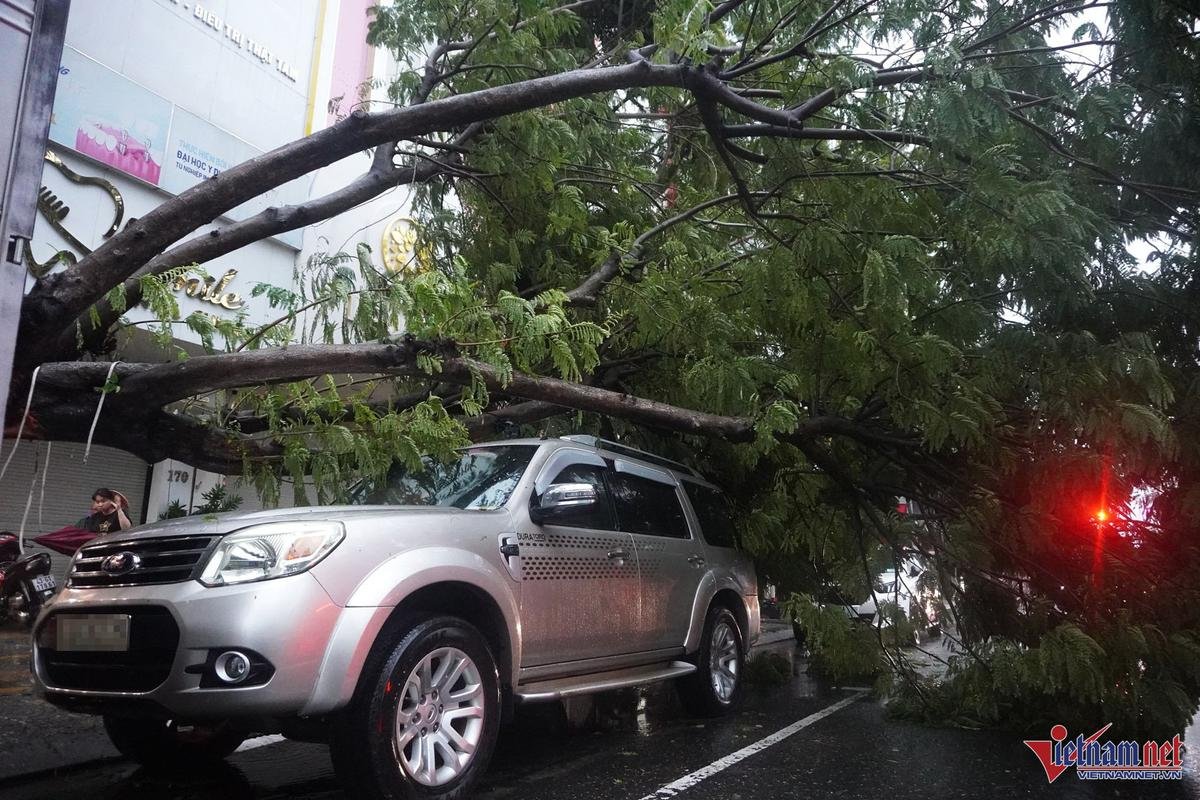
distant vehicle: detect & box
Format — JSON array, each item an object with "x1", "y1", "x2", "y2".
[
  {"x1": 31, "y1": 436, "x2": 759, "y2": 799},
  {"x1": 789, "y1": 560, "x2": 932, "y2": 648},
  {"x1": 845, "y1": 562, "x2": 930, "y2": 643}
]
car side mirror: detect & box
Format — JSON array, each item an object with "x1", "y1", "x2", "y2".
[{"x1": 530, "y1": 482, "x2": 597, "y2": 525}]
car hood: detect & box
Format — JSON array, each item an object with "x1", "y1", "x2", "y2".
[{"x1": 86, "y1": 505, "x2": 486, "y2": 544}]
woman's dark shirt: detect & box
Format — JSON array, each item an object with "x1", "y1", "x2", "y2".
[{"x1": 76, "y1": 512, "x2": 120, "y2": 533}]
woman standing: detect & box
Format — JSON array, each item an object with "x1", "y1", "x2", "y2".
[{"x1": 77, "y1": 488, "x2": 132, "y2": 533}]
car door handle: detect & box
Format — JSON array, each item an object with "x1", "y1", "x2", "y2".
[
  {"x1": 688, "y1": 554, "x2": 706, "y2": 568},
  {"x1": 607, "y1": 549, "x2": 629, "y2": 561}
]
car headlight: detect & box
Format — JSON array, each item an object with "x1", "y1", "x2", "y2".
[{"x1": 199, "y1": 521, "x2": 344, "y2": 587}]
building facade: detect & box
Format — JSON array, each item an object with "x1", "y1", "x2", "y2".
[{"x1": 0, "y1": 0, "x2": 414, "y2": 542}]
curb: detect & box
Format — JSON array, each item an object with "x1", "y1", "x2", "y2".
[{"x1": 754, "y1": 624, "x2": 796, "y2": 648}]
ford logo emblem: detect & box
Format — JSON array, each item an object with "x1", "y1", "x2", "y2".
[{"x1": 100, "y1": 551, "x2": 140, "y2": 575}]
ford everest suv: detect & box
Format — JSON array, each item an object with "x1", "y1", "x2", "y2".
[{"x1": 32, "y1": 435, "x2": 759, "y2": 799}]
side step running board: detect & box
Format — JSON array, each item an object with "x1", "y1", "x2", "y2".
[{"x1": 515, "y1": 660, "x2": 696, "y2": 703}]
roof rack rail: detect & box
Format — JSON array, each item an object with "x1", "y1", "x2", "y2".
[{"x1": 560, "y1": 435, "x2": 699, "y2": 476}]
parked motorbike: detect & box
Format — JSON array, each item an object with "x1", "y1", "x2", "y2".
[{"x1": 0, "y1": 533, "x2": 57, "y2": 626}]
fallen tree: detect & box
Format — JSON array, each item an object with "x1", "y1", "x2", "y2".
[{"x1": 9, "y1": 0, "x2": 1200, "y2": 735}]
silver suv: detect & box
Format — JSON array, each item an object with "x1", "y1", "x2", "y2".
[{"x1": 32, "y1": 435, "x2": 759, "y2": 798}]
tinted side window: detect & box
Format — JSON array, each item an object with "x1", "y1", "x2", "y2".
[
  {"x1": 532, "y1": 464, "x2": 616, "y2": 530},
  {"x1": 684, "y1": 484, "x2": 739, "y2": 548},
  {"x1": 608, "y1": 472, "x2": 690, "y2": 539}
]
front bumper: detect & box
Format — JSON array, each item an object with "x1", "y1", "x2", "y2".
[{"x1": 32, "y1": 573, "x2": 344, "y2": 719}]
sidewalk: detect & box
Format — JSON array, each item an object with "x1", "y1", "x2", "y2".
[{"x1": 755, "y1": 618, "x2": 795, "y2": 648}]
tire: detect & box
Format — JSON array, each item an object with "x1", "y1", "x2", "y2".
[
  {"x1": 678, "y1": 605, "x2": 744, "y2": 717},
  {"x1": 330, "y1": 615, "x2": 501, "y2": 800},
  {"x1": 102, "y1": 716, "x2": 245, "y2": 767}
]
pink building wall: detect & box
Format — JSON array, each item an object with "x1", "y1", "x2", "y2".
[{"x1": 327, "y1": 0, "x2": 376, "y2": 124}]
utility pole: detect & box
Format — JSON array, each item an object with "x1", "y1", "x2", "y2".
[{"x1": 0, "y1": 0, "x2": 71, "y2": 446}]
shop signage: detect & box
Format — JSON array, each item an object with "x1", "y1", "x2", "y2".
[
  {"x1": 171, "y1": 269, "x2": 246, "y2": 310},
  {"x1": 162, "y1": 0, "x2": 299, "y2": 82},
  {"x1": 381, "y1": 217, "x2": 434, "y2": 275},
  {"x1": 24, "y1": 150, "x2": 125, "y2": 277},
  {"x1": 27, "y1": 150, "x2": 250, "y2": 313}
]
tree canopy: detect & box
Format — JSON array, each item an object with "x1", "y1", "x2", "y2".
[{"x1": 9, "y1": 0, "x2": 1200, "y2": 736}]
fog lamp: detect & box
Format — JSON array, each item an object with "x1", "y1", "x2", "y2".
[{"x1": 214, "y1": 650, "x2": 251, "y2": 684}]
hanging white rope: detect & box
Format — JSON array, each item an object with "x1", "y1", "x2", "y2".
[
  {"x1": 0, "y1": 365, "x2": 41, "y2": 482},
  {"x1": 38, "y1": 440, "x2": 52, "y2": 528},
  {"x1": 17, "y1": 443, "x2": 44, "y2": 555},
  {"x1": 83, "y1": 361, "x2": 121, "y2": 464}
]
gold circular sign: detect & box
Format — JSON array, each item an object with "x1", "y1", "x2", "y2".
[{"x1": 380, "y1": 217, "x2": 433, "y2": 275}]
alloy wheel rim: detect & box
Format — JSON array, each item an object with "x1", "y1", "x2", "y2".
[
  {"x1": 709, "y1": 620, "x2": 739, "y2": 702},
  {"x1": 393, "y1": 646, "x2": 486, "y2": 786}
]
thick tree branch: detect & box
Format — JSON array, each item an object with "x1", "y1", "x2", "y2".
[
  {"x1": 696, "y1": 97, "x2": 760, "y2": 215},
  {"x1": 19, "y1": 59, "x2": 687, "y2": 361},
  {"x1": 24, "y1": 52, "x2": 966, "y2": 367},
  {"x1": 693, "y1": 68, "x2": 805, "y2": 127},
  {"x1": 19, "y1": 388, "x2": 283, "y2": 474},
  {"x1": 60, "y1": 125, "x2": 486, "y2": 360},
  {"x1": 707, "y1": 0, "x2": 753, "y2": 25},
  {"x1": 29, "y1": 341, "x2": 920, "y2": 470}
]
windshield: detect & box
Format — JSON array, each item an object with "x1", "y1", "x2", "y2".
[{"x1": 348, "y1": 445, "x2": 537, "y2": 510}]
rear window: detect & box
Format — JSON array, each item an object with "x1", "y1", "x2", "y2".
[{"x1": 683, "y1": 483, "x2": 739, "y2": 548}]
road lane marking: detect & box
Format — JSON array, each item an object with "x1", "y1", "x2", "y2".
[
  {"x1": 636, "y1": 691, "x2": 867, "y2": 800},
  {"x1": 235, "y1": 734, "x2": 287, "y2": 753}
]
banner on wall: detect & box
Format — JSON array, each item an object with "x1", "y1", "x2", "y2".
[
  {"x1": 48, "y1": 47, "x2": 172, "y2": 186},
  {"x1": 161, "y1": 108, "x2": 252, "y2": 191},
  {"x1": 49, "y1": 46, "x2": 306, "y2": 248}
]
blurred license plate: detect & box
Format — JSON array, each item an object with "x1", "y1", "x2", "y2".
[
  {"x1": 56, "y1": 614, "x2": 130, "y2": 652},
  {"x1": 31, "y1": 575, "x2": 55, "y2": 593}
]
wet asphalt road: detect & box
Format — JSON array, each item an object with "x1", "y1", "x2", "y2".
[{"x1": 6, "y1": 650, "x2": 1200, "y2": 800}]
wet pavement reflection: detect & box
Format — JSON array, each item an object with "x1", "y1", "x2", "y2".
[
  {"x1": 478, "y1": 647, "x2": 837, "y2": 799},
  {"x1": 4, "y1": 641, "x2": 833, "y2": 800},
  {"x1": 9, "y1": 639, "x2": 1199, "y2": 800}
]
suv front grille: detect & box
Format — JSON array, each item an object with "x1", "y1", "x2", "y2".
[
  {"x1": 69, "y1": 535, "x2": 219, "y2": 588},
  {"x1": 37, "y1": 605, "x2": 179, "y2": 692}
]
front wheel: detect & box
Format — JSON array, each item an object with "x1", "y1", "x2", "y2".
[
  {"x1": 102, "y1": 716, "x2": 245, "y2": 767},
  {"x1": 678, "y1": 606, "x2": 744, "y2": 717},
  {"x1": 330, "y1": 615, "x2": 500, "y2": 800}
]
